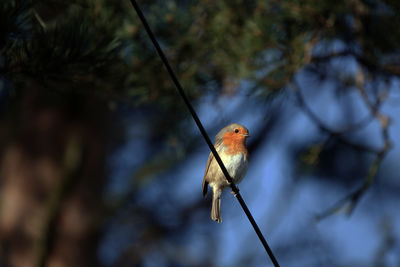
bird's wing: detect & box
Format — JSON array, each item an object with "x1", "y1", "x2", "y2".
[
  {"x1": 202, "y1": 151, "x2": 213, "y2": 197},
  {"x1": 202, "y1": 140, "x2": 222, "y2": 197}
]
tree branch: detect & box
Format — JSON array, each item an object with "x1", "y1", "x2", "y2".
[{"x1": 314, "y1": 68, "x2": 392, "y2": 220}]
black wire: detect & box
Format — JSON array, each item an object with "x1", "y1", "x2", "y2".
[{"x1": 129, "y1": 1, "x2": 280, "y2": 266}]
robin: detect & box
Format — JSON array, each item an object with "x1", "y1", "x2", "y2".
[{"x1": 202, "y1": 123, "x2": 250, "y2": 223}]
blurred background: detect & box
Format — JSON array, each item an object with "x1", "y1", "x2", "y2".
[{"x1": 0, "y1": 0, "x2": 399, "y2": 266}]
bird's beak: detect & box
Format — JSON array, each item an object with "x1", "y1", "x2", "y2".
[{"x1": 242, "y1": 133, "x2": 250, "y2": 137}]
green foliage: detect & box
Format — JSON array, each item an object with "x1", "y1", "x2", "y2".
[
  {"x1": 2, "y1": 0, "x2": 400, "y2": 106},
  {"x1": 12, "y1": 17, "x2": 120, "y2": 86}
]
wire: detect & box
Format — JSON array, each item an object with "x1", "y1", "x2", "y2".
[{"x1": 129, "y1": 1, "x2": 280, "y2": 266}]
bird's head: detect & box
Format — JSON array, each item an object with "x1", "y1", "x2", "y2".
[{"x1": 216, "y1": 123, "x2": 249, "y2": 145}]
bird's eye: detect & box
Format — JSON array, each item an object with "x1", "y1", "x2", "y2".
[{"x1": 234, "y1": 129, "x2": 239, "y2": 133}]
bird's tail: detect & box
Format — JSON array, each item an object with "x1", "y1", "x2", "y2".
[{"x1": 211, "y1": 188, "x2": 222, "y2": 223}]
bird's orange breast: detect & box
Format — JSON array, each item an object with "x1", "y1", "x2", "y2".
[{"x1": 221, "y1": 132, "x2": 249, "y2": 160}]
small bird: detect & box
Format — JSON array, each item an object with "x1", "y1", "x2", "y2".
[{"x1": 202, "y1": 123, "x2": 250, "y2": 223}]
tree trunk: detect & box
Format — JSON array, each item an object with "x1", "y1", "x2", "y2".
[{"x1": 0, "y1": 85, "x2": 109, "y2": 267}]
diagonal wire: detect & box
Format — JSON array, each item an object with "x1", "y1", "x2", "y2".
[{"x1": 129, "y1": 1, "x2": 280, "y2": 266}]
